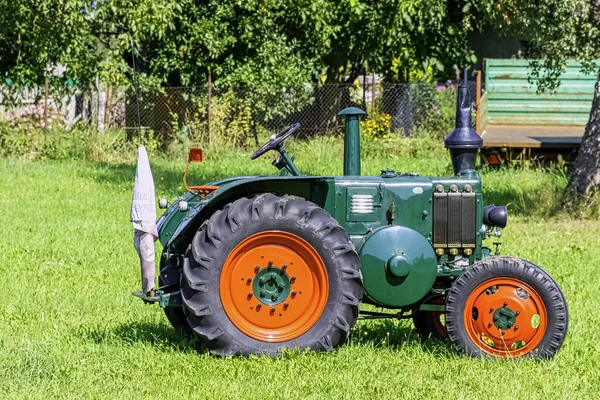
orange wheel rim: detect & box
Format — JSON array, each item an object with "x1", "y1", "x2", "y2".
[
  {"x1": 464, "y1": 277, "x2": 547, "y2": 358},
  {"x1": 220, "y1": 231, "x2": 328, "y2": 342}
]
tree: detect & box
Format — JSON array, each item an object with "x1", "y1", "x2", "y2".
[
  {"x1": 0, "y1": 1, "x2": 177, "y2": 95},
  {"x1": 323, "y1": 0, "x2": 479, "y2": 83},
  {"x1": 478, "y1": 0, "x2": 600, "y2": 209}
]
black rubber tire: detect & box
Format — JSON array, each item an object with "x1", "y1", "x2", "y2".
[
  {"x1": 181, "y1": 194, "x2": 363, "y2": 356},
  {"x1": 158, "y1": 261, "x2": 193, "y2": 336},
  {"x1": 412, "y1": 294, "x2": 448, "y2": 341},
  {"x1": 445, "y1": 256, "x2": 568, "y2": 359}
]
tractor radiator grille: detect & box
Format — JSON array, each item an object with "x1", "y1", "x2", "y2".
[{"x1": 433, "y1": 191, "x2": 476, "y2": 248}]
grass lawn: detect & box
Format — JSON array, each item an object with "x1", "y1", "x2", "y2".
[{"x1": 1, "y1": 140, "x2": 599, "y2": 399}]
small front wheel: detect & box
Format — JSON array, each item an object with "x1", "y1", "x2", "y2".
[{"x1": 445, "y1": 257, "x2": 568, "y2": 359}]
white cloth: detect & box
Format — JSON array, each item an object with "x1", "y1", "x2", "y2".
[
  {"x1": 134, "y1": 230, "x2": 156, "y2": 294},
  {"x1": 131, "y1": 145, "x2": 158, "y2": 293},
  {"x1": 130, "y1": 145, "x2": 158, "y2": 238}
]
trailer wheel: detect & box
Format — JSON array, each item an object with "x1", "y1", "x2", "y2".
[
  {"x1": 413, "y1": 295, "x2": 448, "y2": 341},
  {"x1": 445, "y1": 257, "x2": 568, "y2": 359},
  {"x1": 181, "y1": 194, "x2": 363, "y2": 356}
]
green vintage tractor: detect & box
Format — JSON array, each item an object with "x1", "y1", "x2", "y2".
[{"x1": 136, "y1": 75, "x2": 568, "y2": 359}]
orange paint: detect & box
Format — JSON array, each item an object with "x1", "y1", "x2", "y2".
[
  {"x1": 464, "y1": 277, "x2": 547, "y2": 358},
  {"x1": 220, "y1": 231, "x2": 328, "y2": 342}
]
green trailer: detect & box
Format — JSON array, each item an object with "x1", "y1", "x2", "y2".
[
  {"x1": 478, "y1": 59, "x2": 597, "y2": 163},
  {"x1": 135, "y1": 73, "x2": 569, "y2": 359}
]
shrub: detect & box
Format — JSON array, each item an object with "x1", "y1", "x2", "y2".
[
  {"x1": 0, "y1": 122, "x2": 159, "y2": 162},
  {"x1": 414, "y1": 81, "x2": 457, "y2": 139},
  {"x1": 360, "y1": 113, "x2": 391, "y2": 141}
]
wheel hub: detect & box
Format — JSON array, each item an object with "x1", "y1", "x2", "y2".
[
  {"x1": 492, "y1": 306, "x2": 516, "y2": 330},
  {"x1": 252, "y1": 266, "x2": 291, "y2": 305}
]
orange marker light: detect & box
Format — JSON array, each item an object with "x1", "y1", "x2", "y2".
[{"x1": 188, "y1": 147, "x2": 204, "y2": 163}]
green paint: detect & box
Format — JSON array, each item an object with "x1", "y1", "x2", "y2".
[
  {"x1": 359, "y1": 226, "x2": 437, "y2": 308},
  {"x1": 419, "y1": 303, "x2": 446, "y2": 312},
  {"x1": 386, "y1": 254, "x2": 411, "y2": 278},
  {"x1": 493, "y1": 307, "x2": 517, "y2": 330},
  {"x1": 339, "y1": 107, "x2": 366, "y2": 176},
  {"x1": 482, "y1": 59, "x2": 599, "y2": 128},
  {"x1": 252, "y1": 266, "x2": 291, "y2": 306},
  {"x1": 279, "y1": 147, "x2": 301, "y2": 176}
]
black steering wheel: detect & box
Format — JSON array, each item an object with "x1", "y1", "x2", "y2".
[{"x1": 250, "y1": 123, "x2": 300, "y2": 160}]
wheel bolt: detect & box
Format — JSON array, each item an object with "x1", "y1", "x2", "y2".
[
  {"x1": 500, "y1": 331, "x2": 505, "y2": 336},
  {"x1": 271, "y1": 294, "x2": 277, "y2": 301},
  {"x1": 268, "y1": 260, "x2": 274, "y2": 266},
  {"x1": 488, "y1": 322, "x2": 493, "y2": 327},
  {"x1": 290, "y1": 276, "x2": 296, "y2": 283},
  {"x1": 256, "y1": 304, "x2": 262, "y2": 310},
  {"x1": 284, "y1": 302, "x2": 289, "y2": 310},
  {"x1": 503, "y1": 302, "x2": 508, "y2": 307},
  {"x1": 490, "y1": 307, "x2": 494, "y2": 312},
  {"x1": 270, "y1": 307, "x2": 276, "y2": 314},
  {"x1": 282, "y1": 264, "x2": 288, "y2": 271},
  {"x1": 292, "y1": 290, "x2": 297, "y2": 297},
  {"x1": 515, "y1": 311, "x2": 520, "y2": 316},
  {"x1": 247, "y1": 292, "x2": 253, "y2": 299},
  {"x1": 254, "y1": 266, "x2": 260, "y2": 274},
  {"x1": 247, "y1": 277, "x2": 252, "y2": 283},
  {"x1": 515, "y1": 325, "x2": 519, "y2": 330}
]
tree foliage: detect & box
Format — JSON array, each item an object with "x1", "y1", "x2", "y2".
[{"x1": 1, "y1": 0, "x2": 485, "y2": 93}]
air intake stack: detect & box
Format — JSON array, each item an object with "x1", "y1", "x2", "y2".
[
  {"x1": 339, "y1": 107, "x2": 367, "y2": 176},
  {"x1": 444, "y1": 70, "x2": 483, "y2": 175}
]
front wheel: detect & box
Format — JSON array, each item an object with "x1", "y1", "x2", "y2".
[
  {"x1": 445, "y1": 257, "x2": 568, "y2": 359},
  {"x1": 181, "y1": 194, "x2": 363, "y2": 356}
]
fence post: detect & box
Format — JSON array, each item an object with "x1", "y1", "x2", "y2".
[
  {"x1": 362, "y1": 70, "x2": 366, "y2": 107},
  {"x1": 371, "y1": 73, "x2": 376, "y2": 117},
  {"x1": 105, "y1": 86, "x2": 112, "y2": 130},
  {"x1": 207, "y1": 72, "x2": 212, "y2": 145},
  {"x1": 475, "y1": 70, "x2": 481, "y2": 134},
  {"x1": 44, "y1": 76, "x2": 49, "y2": 132}
]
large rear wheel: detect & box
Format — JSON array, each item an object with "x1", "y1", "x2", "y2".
[
  {"x1": 181, "y1": 194, "x2": 363, "y2": 356},
  {"x1": 445, "y1": 257, "x2": 568, "y2": 359}
]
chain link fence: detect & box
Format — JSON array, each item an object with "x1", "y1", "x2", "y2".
[{"x1": 1, "y1": 79, "x2": 479, "y2": 145}]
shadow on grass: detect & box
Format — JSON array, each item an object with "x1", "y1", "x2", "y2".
[
  {"x1": 83, "y1": 321, "x2": 205, "y2": 354},
  {"x1": 80, "y1": 318, "x2": 454, "y2": 357},
  {"x1": 350, "y1": 319, "x2": 455, "y2": 357}
]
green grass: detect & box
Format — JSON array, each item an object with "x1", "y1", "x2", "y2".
[{"x1": 1, "y1": 139, "x2": 599, "y2": 399}]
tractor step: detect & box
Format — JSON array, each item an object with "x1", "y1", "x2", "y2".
[{"x1": 132, "y1": 287, "x2": 182, "y2": 308}]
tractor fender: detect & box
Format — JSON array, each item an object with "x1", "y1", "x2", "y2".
[{"x1": 164, "y1": 175, "x2": 330, "y2": 253}]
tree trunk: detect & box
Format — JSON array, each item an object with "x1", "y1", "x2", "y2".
[{"x1": 563, "y1": 69, "x2": 600, "y2": 208}]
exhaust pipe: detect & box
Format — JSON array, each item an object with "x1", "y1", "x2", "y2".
[
  {"x1": 339, "y1": 107, "x2": 366, "y2": 176},
  {"x1": 444, "y1": 70, "x2": 483, "y2": 175}
]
